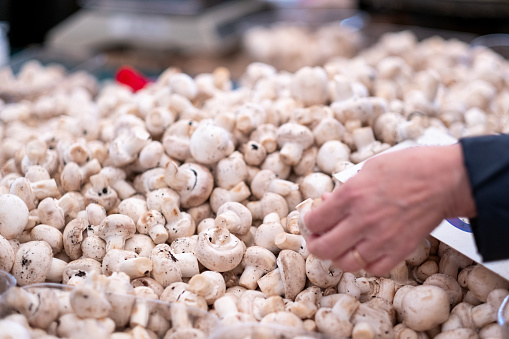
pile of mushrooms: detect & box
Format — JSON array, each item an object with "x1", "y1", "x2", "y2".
[{"x1": 0, "y1": 29, "x2": 509, "y2": 339}]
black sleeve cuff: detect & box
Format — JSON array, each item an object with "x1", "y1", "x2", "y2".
[{"x1": 459, "y1": 134, "x2": 509, "y2": 262}]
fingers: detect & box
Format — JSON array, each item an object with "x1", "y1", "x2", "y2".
[
  {"x1": 306, "y1": 218, "x2": 364, "y2": 261},
  {"x1": 304, "y1": 187, "x2": 350, "y2": 234}
]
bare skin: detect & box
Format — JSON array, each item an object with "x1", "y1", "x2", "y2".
[{"x1": 304, "y1": 144, "x2": 476, "y2": 276}]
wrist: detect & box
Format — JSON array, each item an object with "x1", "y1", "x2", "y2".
[{"x1": 440, "y1": 143, "x2": 477, "y2": 219}]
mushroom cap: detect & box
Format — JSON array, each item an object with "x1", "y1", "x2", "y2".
[
  {"x1": 162, "y1": 119, "x2": 197, "y2": 161},
  {"x1": 242, "y1": 246, "x2": 277, "y2": 271},
  {"x1": 260, "y1": 311, "x2": 304, "y2": 328},
  {"x1": 118, "y1": 197, "x2": 148, "y2": 225},
  {"x1": 315, "y1": 307, "x2": 354, "y2": 337},
  {"x1": 306, "y1": 255, "x2": 343, "y2": 288},
  {"x1": 30, "y1": 224, "x2": 63, "y2": 255},
  {"x1": 146, "y1": 188, "x2": 179, "y2": 212},
  {"x1": 423, "y1": 273, "x2": 463, "y2": 307},
  {"x1": 277, "y1": 250, "x2": 306, "y2": 300},
  {"x1": 125, "y1": 234, "x2": 156, "y2": 258},
  {"x1": 316, "y1": 140, "x2": 351, "y2": 175},
  {"x1": 215, "y1": 201, "x2": 252, "y2": 236},
  {"x1": 250, "y1": 169, "x2": 277, "y2": 199},
  {"x1": 300, "y1": 172, "x2": 333, "y2": 200},
  {"x1": 137, "y1": 210, "x2": 166, "y2": 234},
  {"x1": 401, "y1": 285, "x2": 450, "y2": 331},
  {"x1": 178, "y1": 163, "x2": 214, "y2": 208},
  {"x1": 190, "y1": 121, "x2": 234, "y2": 165},
  {"x1": 9, "y1": 177, "x2": 36, "y2": 211},
  {"x1": 37, "y1": 197, "x2": 66, "y2": 230},
  {"x1": 215, "y1": 151, "x2": 248, "y2": 190},
  {"x1": 290, "y1": 66, "x2": 329, "y2": 106},
  {"x1": 0, "y1": 194, "x2": 29, "y2": 240},
  {"x1": 63, "y1": 258, "x2": 102, "y2": 284},
  {"x1": 276, "y1": 123, "x2": 314, "y2": 149},
  {"x1": 97, "y1": 214, "x2": 136, "y2": 242},
  {"x1": 11, "y1": 241, "x2": 53, "y2": 286},
  {"x1": 0, "y1": 234, "x2": 14, "y2": 272},
  {"x1": 102, "y1": 249, "x2": 138, "y2": 276},
  {"x1": 131, "y1": 277, "x2": 164, "y2": 297},
  {"x1": 467, "y1": 264, "x2": 509, "y2": 302},
  {"x1": 195, "y1": 228, "x2": 245, "y2": 272}
]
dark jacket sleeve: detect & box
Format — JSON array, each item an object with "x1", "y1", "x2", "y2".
[{"x1": 459, "y1": 134, "x2": 509, "y2": 262}]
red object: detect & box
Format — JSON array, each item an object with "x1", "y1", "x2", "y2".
[{"x1": 115, "y1": 66, "x2": 151, "y2": 92}]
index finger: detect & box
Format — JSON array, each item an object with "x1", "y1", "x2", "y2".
[{"x1": 303, "y1": 186, "x2": 350, "y2": 234}]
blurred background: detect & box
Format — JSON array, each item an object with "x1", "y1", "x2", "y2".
[{"x1": 2, "y1": 0, "x2": 509, "y2": 79}]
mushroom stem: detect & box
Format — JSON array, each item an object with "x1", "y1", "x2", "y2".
[
  {"x1": 90, "y1": 173, "x2": 109, "y2": 193},
  {"x1": 148, "y1": 224, "x2": 168, "y2": 244},
  {"x1": 214, "y1": 295, "x2": 238, "y2": 318},
  {"x1": 239, "y1": 265, "x2": 266, "y2": 290},
  {"x1": 161, "y1": 198, "x2": 181, "y2": 224},
  {"x1": 170, "y1": 303, "x2": 192, "y2": 330},
  {"x1": 31, "y1": 179, "x2": 60, "y2": 200},
  {"x1": 188, "y1": 274, "x2": 214, "y2": 297},
  {"x1": 130, "y1": 299, "x2": 151, "y2": 328},
  {"x1": 257, "y1": 269, "x2": 285, "y2": 297},
  {"x1": 165, "y1": 161, "x2": 192, "y2": 191},
  {"x1": 174, "y1": 253, "x2": 199, "y2": 278},
  {"x1": 110, "y1": 180, "x2": 137, "y2": 200},
  {"x1": 268, "y1": 179, "x2": 299, "y2": 196},
  {"x1": 106, "y1": 235, "x2": 127, "y2": 252},
  {"x1": 118, "y1": 257, "x2": 153, "y2": 279},
  {"x1": 275, "y1": 233, "x2": 304, "y2": 252},
  {"x1": 58, "y1": 193, "x2": 77, "y2": 215},
  {"x1": 280, "y1": 143, "x2": 304, "y2": 166},
  {"x1": 46, "y1": 258, "x2": 67, "y2": 283}
]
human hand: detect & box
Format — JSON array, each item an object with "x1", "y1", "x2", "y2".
[{"x1": 304, "y1": 144, "x2": 476, "y2": 276}]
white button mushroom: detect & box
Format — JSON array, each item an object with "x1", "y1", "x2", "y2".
[
  {"x1": 84, "y1": 173, "x2": 120, "y2": 212},
  {"x1": 209, "y1": 181, "x2": 251, "y2": 213},
  {"x1": 195, "y1": 227, "x2": 245, "y2": 273},
  {"x1": 0, "y1": 234, "x2": 15, "y2": 272},
  {"x1": 0, "y1": 193, "x2": 29, "y2": 240},
  {"x1": 290, "y1": 66, "x2": 329, "y2": 106},
  {"x1": 11, "y1": 241, "x2": 61, "y2": 286},
  {"x1": 189, "y1": 270, "x2": 226, "y2": 305},
  {"x1": 164, "y1": 161, "x2": 214, "y2": 208},
  {"x1": 214, "y1": 151, "x2": 248, "y2": 190},
  {"x1": 215, "y1": 202, "x2": 252, "y2": 237},
  {"x1": 137, "y1": 210, "x2": 168, "y2": 244},
  {"x1": 189, "y1": 120, "x2": 234, "y2": 165},
  {"x1": 97, "y1": 214, "x2": 136, "y2": 252},
  {"x1": 238, "y1": 246, "x2": 277, "y2": 290},
  {"x1": 276, "y1": 123, "x2": 314, "y2": 166},
  {"x1": 305, "y1": 255, "x2": 343, "y2": 289}
]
